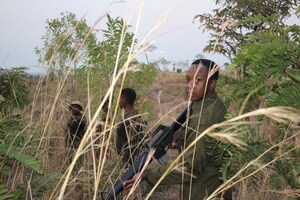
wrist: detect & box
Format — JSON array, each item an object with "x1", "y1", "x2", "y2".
[{"x1": 141, "y1": 172, "x2": 147, "y2": 180}]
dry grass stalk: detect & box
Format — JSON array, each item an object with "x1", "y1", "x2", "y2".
[
  {"x1": 144, "y1": 107, "x2": 300, "y2": 200},
  {"x1": 12, "y1": 1, "x2": 299, "y2": 199}
]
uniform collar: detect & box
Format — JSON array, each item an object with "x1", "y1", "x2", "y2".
[
  {"x1": 191, "y1": 92, "x2": 218, "y2": 112},
  {"x1": 124, "y1": 109, "x2": 137, "y2": 118}
]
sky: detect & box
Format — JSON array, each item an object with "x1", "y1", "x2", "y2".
[{"x1": 0, "y1": 0, "x2": 229, "y2": 74}]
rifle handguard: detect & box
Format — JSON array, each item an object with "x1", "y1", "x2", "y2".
[
  {"x1": 105, "y1": 151, "x2": 149, "y2": 200},
  {"x1": 104, "y1": 107, "x2": 188, "y2": 200}
]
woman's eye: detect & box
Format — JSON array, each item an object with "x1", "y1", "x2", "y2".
[
  {"x1": 195, "y1": 78, "x2": 201, "y2": 82},
  {"x1": 185, "y1": 77, "x2": 189, "y2": 83}
]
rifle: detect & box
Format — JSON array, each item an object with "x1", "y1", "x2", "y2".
[{"x1": 104, "y1": 107, "x2": 188, "y2": 200}]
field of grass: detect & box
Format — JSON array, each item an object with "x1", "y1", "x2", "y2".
[
  {"x1": 0, "y1": 66, "x2": 298, "y2": 200},
  {"x1": 23, "y1": 71, "x2": 187, "y2": 200},
  {"x1": 20, "y1": 69, "x2": 299, "y2": 200},
  {"x1": 2, "y1": 1, "x2": 300, "y2": 199}
]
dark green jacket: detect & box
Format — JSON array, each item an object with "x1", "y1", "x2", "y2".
[
  {"x1": 145, "y1": 93, "x2": 230, "y2": 200},
  {"x1": 116, "y1": 109, "x2": 146, "y2": 165},
  {"x1": 66, "y1": 113, "x2": 86, "y2": 149}
]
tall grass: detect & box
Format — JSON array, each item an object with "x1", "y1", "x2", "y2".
[{"x1": 6, "y1": 1, "x2": 300, "y2": 200}]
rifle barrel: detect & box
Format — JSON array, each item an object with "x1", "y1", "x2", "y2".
[{"x1": 104, "y1": 107, "x2": 188, "y2": 200}]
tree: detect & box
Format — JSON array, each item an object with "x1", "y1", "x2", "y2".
[
  {"x1": 35, "y1": 13, "x2": 157, "y2": 109},
  {"x1": 0, "y1": 67, "x2": 44, "y2": 199},
  {"x1": 84, "y1": 14, "x2": 137, "y2": 86},
  {"x1": 194, "y1": 0, "x2": 298, "y2": 60},
  {"x1": 194, "y1": 53, "x2": 204, "y2": 60},
  {"x1": 140, "y1": 43, "x2": 157, "y2": 65},
  {"x1": 212, "y1": 22, "x2": 300, "y2": 197},
  {"x1": 35, "y1": 12, "x2": 98, "y2": 94},
  {"x1": 153, "y1": 58, "x2": 172, "y2": 71},
  {"x1": 194, "y1": 2, "x2": 300, "y2": 198},
  {"x1": 74, "y1": 14, "x2": 157, "y2": 113},
  {"x1": 0, "y1": 67, "x2": 29, "y2": 115},
  {"x1": 35, "y1": 12, "x2": 97, "y2": 72},
  {"x1": 226, "y1": 22, "x2": 300, "y2": 111}
]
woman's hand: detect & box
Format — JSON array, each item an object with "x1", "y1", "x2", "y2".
[
  {"x1": 169, "y1": 132, "x2": 179, "y2": 149},
  {"x1": 123, "y1": 172, "x2": 147, "y2": 189}
]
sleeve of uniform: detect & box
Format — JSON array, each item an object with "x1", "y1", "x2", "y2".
[
  {"x1": 183, "y1": 124, "x2": 209, "y2": 178},
  {"x1": 127, "y1": 116, "x2": 146, "y2": 152},
  {"x1": 179, "y1": 107, "x2": 211, "y2": 178},
  {"x1": 144, "y1": 124, "x2": 210, "y2": 186},
  {"x1": 145, "y1": 160, "x2": 193, "y2": 185}
]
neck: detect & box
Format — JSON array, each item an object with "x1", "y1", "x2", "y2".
[
  {"x1": 205, "y1": 89, "x2": 215, "y2": 98},
  {"x1": 124, "y1": 105, "x2": 134, "y2": 113},
  {"x1": 192, "y1": 90, "x2": 216, "y2": 103}
]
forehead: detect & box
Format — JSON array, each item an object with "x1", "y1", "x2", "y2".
[
  {"x1": 120, "y1": 94, "x2": 126, "y2": 100},
  {"x1": 70, "y1": 104, "x2": 80, "y2": 109},
  {"x1": 186, "y1": 64, "x2": 208, "y2": 77}
]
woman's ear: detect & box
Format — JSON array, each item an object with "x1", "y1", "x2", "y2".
[
  {"x1": 208, "y1": 79, "x2": 217, "y2": 90},
  {"x1": 119, "y1": 96, "x2": 126, "y2": 107},
  {"x1": 121, "y1": 96, "x2": 126, "y2": 103}
]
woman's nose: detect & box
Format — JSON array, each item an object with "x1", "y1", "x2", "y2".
[{"x1": 187, "y1": 80, "x2": 194, "y2": 90}]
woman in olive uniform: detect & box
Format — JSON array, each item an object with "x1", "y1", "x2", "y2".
[{"x1": 124, "y1": 59, "x2": 232, "y2": 200}]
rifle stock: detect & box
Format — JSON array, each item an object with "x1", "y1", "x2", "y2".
[{"x1": 104, "y1": 107, "x2": 188, "y2": 200}]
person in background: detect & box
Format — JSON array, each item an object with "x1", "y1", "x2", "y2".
[
  {"x1": 66, "y1": 101, "x2": 86, "y2": 150},
  {"x1": 116, "y1": 88, "x2": 147, "y2": 166},
  {"x1": 97, "y1": 96, "x2": 112, "y2": 132}
]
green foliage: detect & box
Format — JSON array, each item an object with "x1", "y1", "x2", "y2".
[
  {"x1": 0, "y1": 68, "x2": 48, "y2": 198},
  {"x1": 29, "y1": 171, "x2": 62, "y2": 197},
  {"x1": 84, "y1": 14, "x2": 135, "y2": 77},
  {"x1": 35, "y1": 12, "x2": 97, "y2": 73},
  {"x1": 124, "y1": 64, "x2": 158, "y2": 114},
  {"x1": 76, "y1": 14, "x2": 137, "y2": 94},
  {"x1": 73, "y1": 14, "x2": 157, "y2": 115},
  {"x1": 0, "y1": 115, "x2": 44, "y2": 179},
  {"x1": 195, "y1": 0, "x2": 298, "y2": 59},
  {"x1": 213, "y1": 126, "x2": 267, "y2": 183},
  {"x1": 0, "y1": 185, "x2": 20, "y2": 200},
  {"x1": 0, "y1": 145, "x2": 43, "y2": 175},
  {"x1": 225, "y1": 22, "x2": 300, "y2": 111},
  {"x1": 0, "y1": 67, "x2": 29, "y2": 115},
  {"x1": 36, "y1": 13, "x2": 157, "y2": 116},
  {"x1": 199, "y1": 3, "x2": 300, "y2": 197},
  {"x1": 208, "y1": 115, "x2": 300, "y2": 192},
  {"x1": 0, "y1": 67, "x2": 42, "y2": 177},
  {"x1": 272, "y1": 149, "x2": 300, "y2": 189}
]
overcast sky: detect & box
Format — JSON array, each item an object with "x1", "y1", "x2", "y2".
[{"x1": 0, "y1": 0, "x2": 229, "y2": 73}]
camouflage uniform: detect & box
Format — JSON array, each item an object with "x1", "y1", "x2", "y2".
[
  {"x1": 145, "y1": 93, "x2": 231, "y2": 200},
  {"x1": 116, "y1": 109, "x2": 146, "y2": 165},
  {"x1": 67, "y1": 113, "x2": 86, "y2": 149}
]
